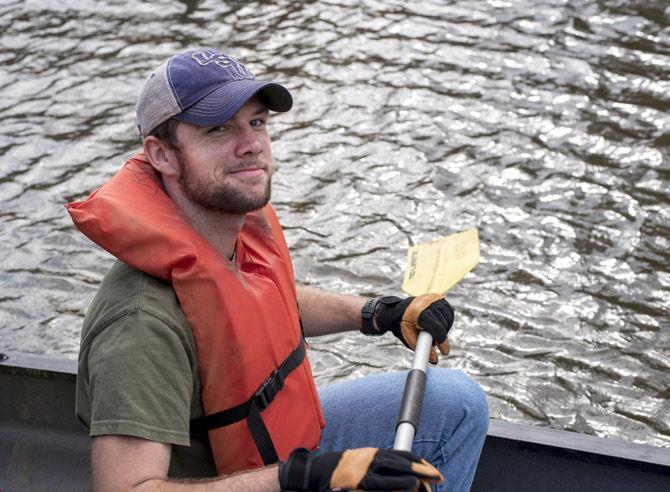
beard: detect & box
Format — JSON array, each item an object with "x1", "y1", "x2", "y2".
[{"x1": 175, "y1": 152, "x2": 271, "y2": 215}]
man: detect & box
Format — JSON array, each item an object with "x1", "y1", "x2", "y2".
[{"x1": 67, "y1": 48, "x2": 488, "y2": 491}]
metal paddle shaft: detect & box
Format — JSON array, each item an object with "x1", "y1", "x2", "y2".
[
  {"x1": 393, "y1": 230, "x2": 479, "y2": 451},
  {"x1": 393, "y1": 330, "x2": 433, "y2": 451}
]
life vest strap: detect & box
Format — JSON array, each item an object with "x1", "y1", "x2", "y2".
[{"x1": 190, "y1": 337, "x2": 306, "y2": 464}]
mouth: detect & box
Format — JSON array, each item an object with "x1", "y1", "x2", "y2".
[{"x1": 228, "y1": 165, "x2": 267, "y2": 179}]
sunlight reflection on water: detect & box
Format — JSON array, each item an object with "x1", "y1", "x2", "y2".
[{"x1": 0, "y1": 0, "x2": 668, "y2": 447}]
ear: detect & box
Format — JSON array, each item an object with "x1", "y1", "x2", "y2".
[{"x1": 143, "y1": 136, "x2": 180, "y2": 178}]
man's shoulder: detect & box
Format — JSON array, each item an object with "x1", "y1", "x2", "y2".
[{"x1": 81, "y1": 260, "x2": 189, "y2": 345}]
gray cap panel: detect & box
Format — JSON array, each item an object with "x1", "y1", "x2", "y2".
[{"x1": 135, "y1": 60, "x2": 181, "y2": 139}]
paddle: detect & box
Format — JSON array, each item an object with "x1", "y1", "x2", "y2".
[{"x1": 393, "y1": 228, "x2": 480, "y2": 451}]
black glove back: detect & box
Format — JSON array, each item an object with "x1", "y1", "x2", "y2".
[
  {"x1": 279, "y1": 447, "x2": 444, "y2": 492},
  {"x1": 366, "y1": 294, "x2": 454, "y2": 364}
]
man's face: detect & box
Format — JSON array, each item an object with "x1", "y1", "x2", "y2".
[{"x1": 172, "y1": 97, "x2": 273, "y2": 215}]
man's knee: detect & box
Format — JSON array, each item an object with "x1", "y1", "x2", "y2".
[
  {"x1": 462, "y1": 373, "x2": 489, "y2": 434},
  {"x1": 427, "y1": 368, "x2": 489, "y2": 434}
]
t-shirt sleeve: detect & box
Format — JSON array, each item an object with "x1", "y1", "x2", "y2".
[{"x1": 80, "y1": 308, "x2": 194, "y2": 446}]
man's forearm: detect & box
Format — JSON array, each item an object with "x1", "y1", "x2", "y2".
[
  {"x1": 92, "y1": 436, "x2": 280, "y2": 492},
  {"x1": 296, "y1": 285, "x2": 367, "y2": 337},
  {"x1": 135, "y1": 466, "x2": 280, "y2": 491}
]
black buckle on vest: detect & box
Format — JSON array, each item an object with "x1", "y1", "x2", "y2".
[
  {"x1": 189, "y1": 336, "x2": 307, "y2": 465},
  {"x1": 254, "y1": 369, "x2": 285, "y2": 411}
]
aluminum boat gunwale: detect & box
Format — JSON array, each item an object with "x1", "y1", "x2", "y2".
[{"x1": 1, "y1": 351, "x2": 668, "y2": 491}]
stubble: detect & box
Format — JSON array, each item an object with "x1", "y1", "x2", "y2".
[{"x1": 176, "y1": 151, "x2": 272, "y2": 215}]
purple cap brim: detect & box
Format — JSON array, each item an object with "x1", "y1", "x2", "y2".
[{"x1": 173, "y1": 79, "x2": 292, "y2": 127}]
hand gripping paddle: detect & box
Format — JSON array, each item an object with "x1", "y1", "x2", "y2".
[{"x1": 393, "y1": 228, "x2": 480, "y2": 451}]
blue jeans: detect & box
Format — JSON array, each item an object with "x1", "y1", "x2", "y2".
[{"x1": 317, "y1": 368, "x2": 489, "y2": 492}]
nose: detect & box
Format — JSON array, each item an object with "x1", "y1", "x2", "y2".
[{"x1": 235, "y1": 126, "x2": 263, "y2": 157}]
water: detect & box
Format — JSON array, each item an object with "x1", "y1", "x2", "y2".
[{"x1": 0, "y1": 0, "x2": 668, "y2": 448}]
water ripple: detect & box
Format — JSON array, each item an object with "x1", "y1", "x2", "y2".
[{"x1": 0, "y1": 0, "x2": 668, "y2": 447}]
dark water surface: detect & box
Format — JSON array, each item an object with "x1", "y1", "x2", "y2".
[{"x1": 1, "y1": 0, "x2": 668, "y2": 447}]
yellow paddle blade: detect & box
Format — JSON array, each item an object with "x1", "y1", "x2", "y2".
[{"x1": 402, "y1": 228, "x2": 480, "y2": 296}]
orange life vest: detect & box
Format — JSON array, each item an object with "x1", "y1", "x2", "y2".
[{"x1": 66, "y1": 152, "x2": 325, "y2": 475}]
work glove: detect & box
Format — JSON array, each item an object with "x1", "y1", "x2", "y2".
[
  {"x1": 278, "y1": 447, "x2": 444, "y2": 492},
  {"x1": 361, "y1": 293, "x2": 454, "y2": 364}
]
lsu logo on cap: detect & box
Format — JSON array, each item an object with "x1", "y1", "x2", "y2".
[{"x1": 191, "y1": 51, "x2": 254, "y2": 79}]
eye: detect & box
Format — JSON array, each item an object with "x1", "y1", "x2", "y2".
[
  {"x1": 208, "y1": 125, "x2": 228, "y2": 134},
  {"x1": 250, "y1": 117, "x2": 266, "y2": 128}
]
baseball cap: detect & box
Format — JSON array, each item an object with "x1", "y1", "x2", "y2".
[{"x1": 136, "y1": 48, "x2": 292, "y2": 139}]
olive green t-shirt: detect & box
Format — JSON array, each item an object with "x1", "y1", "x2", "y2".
[{"x1": 76, "y1": 261, "x2": 217, "y2": 477}]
